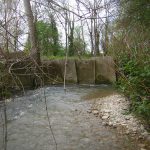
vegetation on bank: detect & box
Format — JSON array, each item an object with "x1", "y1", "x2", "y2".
[{"x1": 108, "y1": 0, "x2": 150, "y2": 122}]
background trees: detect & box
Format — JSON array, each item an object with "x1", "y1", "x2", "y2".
[
  {"x1": 0, "y1": 0, "x2": 22, "y2": 53},
  {"x1": 27, "y1": 19, "x2": 61, "y2": 57},
  {"x1": 0, "y1": 0, "x2": 118, "y2": 59},
  {"x1": 71, "y1": 26, "x2": 86, "y2": 56}
]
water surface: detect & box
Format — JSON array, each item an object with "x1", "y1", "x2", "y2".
[{"x1": 0, "y1": 85, "x2": 140, "y2": 150}]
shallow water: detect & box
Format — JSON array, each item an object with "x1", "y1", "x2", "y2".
[{"x1": 0, "y1": 85, "x2": 140, "y2": 150}]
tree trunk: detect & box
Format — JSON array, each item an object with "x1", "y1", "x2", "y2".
[
  {"x1": 90, "y1": 16, "x2": 94, "y2": 55},
  {"x1": 93, "y1": 0, "x2": 99, "y2": 56},
  {"x1": 104, "y1": 0, "x2": 109, "y2": 55},
  {"x1": 4, "y1": 0, "x2": 9, "y2": 53},
  {"x1": 23, "y1": 0, "x2": 40, "y2": 64}
]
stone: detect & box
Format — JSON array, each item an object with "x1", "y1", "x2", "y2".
[
  {"x1": 125, "y1": 131, "x2": 130, "y2": 135},
  {"x1": 140, "y1": 125, "x2": 145, "y2": 131},
  {"x1": 28, "y1": 104, "x2": 33, "y2": 108},
  {"x1": 87, "y1": 110, "x2": 92, "y2": 113},
  {"x1": 103, "y1": 110, "x2": 111, "y2": 113},
  {"x1": 108, "y1": 122, "x2": 113, "y2": 126},
  {"x1": 138, "y1": 136, "x2": 144, "y2": 140},
  {"x1": 112, "y1": 124, "x2": 117, "y2": 128},
  {"x1": 80, "y1": 138, "x2": 90, "y2": 143},
  {"x1": 102, "y1": 122, "x2": 107, "y2": 126},
  {"x1": 132, "y1": 127, "x2": 137, "y2": 131},
  {"x1": 92, "y1": 94, "x2": 150, "y2": 144},
  {"x1": 92, "y1": 110, "x2": 99, "y2": 115},
  {"x1": 19, "y1": 111, "x2": 25, "y2": 117},
  {"x1": 142, "y1": 131, "x2": 149, "y2": 137},
  {"x1": 102, "y1": 115, "x2": 109, "y2": 119},
  {"x1": 125, "y1": 116, "x2": 131, "y2": 120}
]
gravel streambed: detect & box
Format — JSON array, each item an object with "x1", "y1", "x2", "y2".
[{"x1": 87, "y1": 94, "x2": 150, "y2": 150}]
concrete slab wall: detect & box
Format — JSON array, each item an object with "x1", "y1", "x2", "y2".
[
  {"x1": 76, "y1": 59, "x2": 95, "y2": 84},
  {"x1": 59, "y1": 59, "x2": 77, "y2": 83},
  {"x1": 95, "y1": 56, "x2": 116, "y2": 83},
  {"x1": 11, "y1": 61, "x2": 34, "y2": 88},
  {"x1": 8, "y1": 56, "x2": 116, "y2": 87},
  {"x1": 42, "y1": 60, "x2": 63, "y2": 84}
]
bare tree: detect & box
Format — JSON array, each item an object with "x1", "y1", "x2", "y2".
[
  {"x1": 75, "y1": 0, "x2": 101, "y2": 56},
  {"x1": 0, "y1": 0, "x2": 21, "y2": 53},
  {"x1": 23, "y1": 0, "x2": 40, "y2": 64}
]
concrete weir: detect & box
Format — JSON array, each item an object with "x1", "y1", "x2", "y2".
[
  {"x1": 10, "y1": 56, "x2": 116, "y2": 87},
  {"x1": 59, "y1": 59, "x2": 78, "y2": 83},
  {"x1": 95, "y1": 56, "x2": 116, "y2": 84},
  {"x1": 76, "y1": 59, "x2": 95, "y2": 84}
]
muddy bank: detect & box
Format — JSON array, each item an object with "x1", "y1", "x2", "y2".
[{"x1": 88, "y1": 94, "x2": 150, "y2": 150}]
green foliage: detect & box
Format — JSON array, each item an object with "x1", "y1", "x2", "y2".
[
  {"x1": 119, "y1": 0, "x2": 150, "y2": 28},
  {"x1": 136, "y1": 101, "x2": 150, "y2": 119},
  {"x1": 109, "y1": 0, "x2": 150, "y2": 122},
  {"x1": 72, "y1": 37, "x2": 86, "y2": 55},
  {"x1": 68, "y1": 26, "x2": 86, "y2": 56},
  {"x1": 0, "y1": 63, "x2": 12, "y2": 99},
  {"x1": 24, "y1": 38, "x2": 31, "y2": 54},
  {"x1": 116, "y1": 52, "x2": 150, "y2": 121},
  {"x1": 24, "y1": 19, "x2": 63, "y2": 57},
  {"x1": 36, "y1": 20, "x2": 61, "y2": 56},
  {"x1": 68, "y1": 22, "x2": 75, "y2": 56}
]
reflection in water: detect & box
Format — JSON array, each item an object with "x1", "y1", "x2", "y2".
[
  {"x1": 82, "y1": 87, "x2": 117, "y2": 100},
  {"x1": 0, "y1": 85, "x2": 140, "y2": 150}
]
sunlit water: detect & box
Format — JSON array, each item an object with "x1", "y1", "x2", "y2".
[{"x1": 0, "y1": 85, "x2": 140, "y2": 150}]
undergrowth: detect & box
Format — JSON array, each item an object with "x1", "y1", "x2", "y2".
[{"x1": 116, "y1": 52, "x2": 150, "y2": 121}]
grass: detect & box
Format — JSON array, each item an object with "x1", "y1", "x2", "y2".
[{"x1": 41, "y1": 55, "x2": 93, "y2": 61}]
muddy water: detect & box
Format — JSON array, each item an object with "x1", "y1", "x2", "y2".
[{"x1": 0, "y1": 85, "x2": 140, "y2": 150}]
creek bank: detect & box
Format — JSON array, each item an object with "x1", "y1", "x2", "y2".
[{"x1": 87, "y1": 94, "x2": 150, "y2": 150}]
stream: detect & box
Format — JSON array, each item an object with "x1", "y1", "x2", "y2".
[{"x1": 0, "y1": 85, "x2": 141, "y2": 150}]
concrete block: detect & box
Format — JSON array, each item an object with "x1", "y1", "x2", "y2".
[
  {"x1": 95, "y1": 56, "x2": 116, "y2": 84},
  {"x1": 76, "y1": 59, "x2": 95, "y2": 84}
]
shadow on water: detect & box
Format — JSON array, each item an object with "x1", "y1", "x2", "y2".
[
  {"x1": 0, "y1": 85, "x2": 141, "y2": 150},
  {"x1": 81, "y1": 85, "x2": 118, "y2": 100}
]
